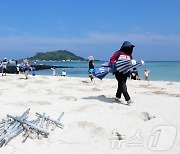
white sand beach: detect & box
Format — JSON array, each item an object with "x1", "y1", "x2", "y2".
[{"x1": 0, "y1": 74, "x2": 180, "y2": 154}]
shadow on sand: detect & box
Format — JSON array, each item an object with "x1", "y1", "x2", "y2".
[
  {"x1": 18, "y1": 77, "x2": 26, "y2": 80},
  {"x1": 83, "y1": 95, "x2": 115, "y2": 103},
  {"x1": 83, "y1": 95, "x2": 128, "y2": 106}
]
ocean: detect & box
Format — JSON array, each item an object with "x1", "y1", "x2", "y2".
[{"x1": 30, "y1": 61, "x2": 180, "y2": 82}]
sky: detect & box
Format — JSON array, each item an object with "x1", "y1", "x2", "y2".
[{"x1": 0, "y1": 0, "x2": 180, "y2": 61}]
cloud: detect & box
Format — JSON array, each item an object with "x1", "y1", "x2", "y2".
[
  {"x1": 0, "y1": 32, "x2": 180, "y2": 53},
  {"x1": 86, "y1": 32, "x2": 180, "y2": 45}
]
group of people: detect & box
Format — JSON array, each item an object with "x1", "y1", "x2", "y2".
[
  {"x1": 0, "y1": 58, "x2": 30, "y2": 79},
  {"x1": 0, "y1": 57, "x2": 67, "y2": 79},
  {"x1": 130, "y1": 67, "x2": 150, "y2": 82},
  {"x1": 51, "y1": 67, "x2": 66, "y2": 77},
  {"x1": 88, "y1": 41, "x2": 150, "y2": 105}
]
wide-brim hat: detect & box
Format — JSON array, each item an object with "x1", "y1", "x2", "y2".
[{"x1": 88, "y1": 56, "x2": 94, "y2": 61}]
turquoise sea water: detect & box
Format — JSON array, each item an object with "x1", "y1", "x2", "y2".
[{"x1": 31, "y1": 61, "x2": 180, "y2": 82}]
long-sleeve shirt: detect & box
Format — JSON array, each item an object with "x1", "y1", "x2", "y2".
[{"x1": 110, "y1": 51, "x2": 132, "y2": 66}]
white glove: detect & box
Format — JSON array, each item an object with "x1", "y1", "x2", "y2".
[
  {"x1": 141, "y1": 60, "x2": 145, "y2": 65},
  {"x1": 131, "y1": 59, "x2": 136, "y2": 65}
]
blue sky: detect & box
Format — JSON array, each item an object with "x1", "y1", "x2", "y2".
[{"x1": 0, "y1": 0, "x2": 180, "y2": 61}]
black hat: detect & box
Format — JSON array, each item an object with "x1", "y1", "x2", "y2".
[{"x1": 120, "y1": 41, "x2": 135, "y2": 49}]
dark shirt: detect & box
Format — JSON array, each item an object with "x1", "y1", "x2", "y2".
[
  {"x1": 131, "y1": 70, "x2": 138, "y2": 80},
  {"x1": 89, "y1": 60, "x2": 94, "y2": 70}
]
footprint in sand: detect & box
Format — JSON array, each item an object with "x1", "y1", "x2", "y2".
[
  {"x1": 140, "y1": 112, "x2": 155, "y2": 121},
  {"x1": 151, "y1": 90, "x2": 180, "y2": 97},
  {"x1": 0, "y1": 79, "x2": 7, "y2": 82},
  {"x1": 5, "y1": 100, "x2": 51, "y2": 107},
  {"x1": 16, "y1": 84, "x2": 26, "y2": 88},
  {"x1": 110, "y1": 130, "x2": 123, "y2": 140},
  {"x1": 139, "y1": 84, "x2": 160, "y2": 90},
  {"x1": 28, "y1": 100, "x2": 51, "y2": 105},
  {"x1": 75, "y1": 121, "x2": 107, "y2": 138},
  {"x1": 44, "y1": 89, "x2": 60, "y2": 95},
  {"x1": 32, "y1": 80, "x2": 48, "y2": 84},
  {"x1": 92, "y1": 87, "x2": 101, "y2": 91},
  {"x1": 166, "y1": 82, "x2": 174, "y2": 85},
  {"x1": 26, "y1": 89, "x2": 38, "y2": 94},
  {"x1": 59, "y1": 121, "x2": 108, "y2": 143},
  {"x1": 74, "y1": 104, "x2": 99, "y2": 112},
  {"x1": 59, "y1": 96, "x2": 77, "y2": 101},
  {"x1": 82, "y1": 80, "x2": 91, "y2": 84},
  {"x1": 127, "y1": 111, "x2": 155, "y2": 121}
]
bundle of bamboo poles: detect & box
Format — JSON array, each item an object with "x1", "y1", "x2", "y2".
[{"x1": 0, "y1": 108, "x2": 64, "y2": 147}]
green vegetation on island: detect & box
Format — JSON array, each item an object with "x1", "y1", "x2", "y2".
[{"x1": 28, "y1": 50, "x2": 85, "y2": 61}]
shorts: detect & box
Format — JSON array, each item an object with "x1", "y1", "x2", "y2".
[{"x1": 89, "y1": 73, "x2": 93, "y2": 78}]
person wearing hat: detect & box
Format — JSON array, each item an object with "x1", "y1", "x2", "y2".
[
  {"x1": 23, "y1": 59, "x2": 30, "y2": 79},
  {"x1": 88, "y1": 56, "x2": 95, "y2": 82},
  {"x1": 130, "y1": 68, "x2": 140, "y2": 80},
  {"x1": 109, "y1": 41, "x2": 135, "y2": 105},
  {"x1": 61, "y1": 69, "x2": 66, "y2": 77},
  {"x1": 1, "y1": 58, "x2": 8, "y2": 76}
]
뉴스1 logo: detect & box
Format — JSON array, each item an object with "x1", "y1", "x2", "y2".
[{"x1": 110, "y1": 125, "x2": 177, "y2": 151}]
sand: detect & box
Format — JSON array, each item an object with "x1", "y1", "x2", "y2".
[{"x1": 0, "y1": 74, "x2": 180, "y2": 154}]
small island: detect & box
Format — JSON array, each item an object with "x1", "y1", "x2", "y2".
[
  {"x1": 1, "y1": 50, "x2": 86, "y2": 73},
  {"x1": 27, "y1": 50, "x2": 85, "y2": 61}
]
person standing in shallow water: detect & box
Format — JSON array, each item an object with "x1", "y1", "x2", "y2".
[{"x1": 109, "y1": 41, "x2": 135, "y2": 105}]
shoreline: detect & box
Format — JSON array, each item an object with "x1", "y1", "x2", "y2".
[
  {"x1": 3, "y1": 60, "x2": 179, "y2": 82},
  {"x1": 3, "y1": 73, "x2": 180, "y2": 83}
]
